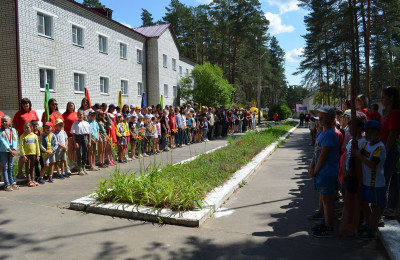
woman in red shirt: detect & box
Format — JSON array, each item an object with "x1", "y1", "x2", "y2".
[
  {"x1": 62, "y1": 102, "x2": 78, "y2": 169},
  {"x1": 12, "y1": 98, "x2": 40, "y2": 179},
  {"x1": 41, "y1": 98, "x2": 64, "y2": 127},
  {"x1": 168, "y1": 110, "x2": 177, "y2": 148},
  {"x1": 380, "y1": 86, "x2": 400, "y2": 218}
]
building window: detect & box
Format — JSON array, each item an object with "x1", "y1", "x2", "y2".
[
  {"x1": 99, "y1": 35, "x2": 108, "y2": 53},
  {"x1": 137, "y1": 49, "x2": 143, "y2": 64},
  {"x1": 138, "y1": 82, "x2": 143, "y2": 96},
  {"x1": 39, "y1": 68, "x2": 55, "y2": 90},
  {"x1": 164, "y1": 84, "x2": 168, "y2": 98},
  {"x1": 173, "y1": 85, "x2": 178, "y2": 98},
  {"x1": 186, "y1": 69, "x2": 189, "y2": 76},
  {"x1": 37, "y1": 13, "x2": 53, "y2": 37},
  {"x1": 74, "y1": 73, "x2": 85, "y2": 92},
  {"x1": 179, "y1": 66, "x2": 182, "y2": 76},
  {"x1": 72, "y1": 25, "x2": 83, "y2": 46},
  {"x1": 172, "y1": 58, "x2": 176, "y2": 71},
  {"x1": 120, "y1": 43, "x2": 127, "y2": 59},
  {"x1": 121, "y1": 80, "x2": 128, "y2": 95},
  {"x1": 100, "y1": 77, "x2": 109, "y2": 94},
  {"x1": 163, "y1": 54, "x2": 168, "y2": 68}
]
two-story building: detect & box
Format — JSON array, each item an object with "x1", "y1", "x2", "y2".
[{"x1": 0, "y1": 0, "x2": 195, "y2": 117}]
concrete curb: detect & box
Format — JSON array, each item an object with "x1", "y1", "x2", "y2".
[
  {"x1": 70, "y1": 124, "x2": 298, "y2": 227},
  {"x1": 379, "y1": 219, "x2": 400, "y2": 260}
]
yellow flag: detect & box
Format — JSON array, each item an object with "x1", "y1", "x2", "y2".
[{"x1": 118, "y1": 90, "x2": 123, "y2": 108}]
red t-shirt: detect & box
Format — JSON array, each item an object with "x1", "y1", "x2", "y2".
[
  {"x1": 12, "y1": 110, "x2": 39, "y2": 136},
  {"x1": 273, "y1": 113, "x2": 278, "y2": 121},
  {"x1": 0, "y1": 111, "x2": 4, "y2": 128},
  {"x1": 41, "y1": 111, "x2": 64, "y2": 128},
  {"x1": 62, "y1": 111, "x2": 78, "y2": 136},
  {"x1": 168, "y1": 115, "x2": 177, "y2": 130},
  {"x1": 369, "y1": 111, "x2": 382, "y2": 122},
  {"x1": 358, "y1": 108, "x2": 370, "y2": 120},
  {"x1": 380, "y1": 109, "x2": 400, "y2": 141}
]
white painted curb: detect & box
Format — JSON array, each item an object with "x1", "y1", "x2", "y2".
[
  {"x1": 379, "y1": 219, "x2": 400, "y2": 260},
  {"x1": 70, "y1": 124, "x2": 298, "y2": 227}
]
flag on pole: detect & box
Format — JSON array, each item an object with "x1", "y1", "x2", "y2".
[
  {"x1": 159, "y1": 95, "x2": 163, "y2": 109},
  {"x1": 141, "y1": 93, "x2": 146, "y2": 115},
  {"x1": 118, "y1": 90, "x2": 123, "y2": 108},
  {"x1": 44, "y1": 83, "x2": 50, "y2": 122},
  {"x1": 85, "y1": 87, "x2": 92, "y2": 108}
]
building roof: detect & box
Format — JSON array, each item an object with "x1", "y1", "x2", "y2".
[{"x1": 133, "y1": 24, "x2": 171, "y2": 38}]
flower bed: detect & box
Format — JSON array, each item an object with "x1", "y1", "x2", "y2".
[{"x1": 94, "y1": 121, "x2": 298, "y2": 211}]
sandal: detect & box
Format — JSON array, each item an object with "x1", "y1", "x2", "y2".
[
  {"x1": 11, "y1": 184, "x2": 19, "y2": 190},
  {"x1": 28, "y1": 181, "x2": 35, "y2": 187},
  {"x1": 4, "y1": 185, "x2": 13, "y2": 191},
  {"x1": 33, "y1": 181, "x2": 39, "y2": 186}
]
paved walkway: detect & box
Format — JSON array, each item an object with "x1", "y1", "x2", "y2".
[{"x1": 0, "y1": 128, "x2": 387, "y2": 259}]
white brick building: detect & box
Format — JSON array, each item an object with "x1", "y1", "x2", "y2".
[{"x1": 0, "y1": 0, "x2": 195, "y2": 117}]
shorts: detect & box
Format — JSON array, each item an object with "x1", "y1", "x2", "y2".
[
  {"x1": 361, "y1": 185, "x2": 385, "y2": 207},
  {"x1": 117, "y1": 137, "x2": 127, "y2": 146},
  {"x1": 130, "y1": 136, "x2": 136, "y2": 143},
  {"x1": 315, "y1": 175, "x2": 337, "y2": 195},
  {"x1": 55, "y1": 149, "x2": 66, "y2": 161},
  {"x1": 42, "y1": 153, "x2": 56, "y2": 165},
  {"x1": 90, "y1": 139, "x2": 97, "y2": 151}
]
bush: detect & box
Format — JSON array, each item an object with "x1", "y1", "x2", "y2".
[{"x1": 268, "y1": 104, "x2": 292, "y2": 120}]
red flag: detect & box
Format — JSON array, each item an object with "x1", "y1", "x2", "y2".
[{"x1": 85, "y1": 87, "x2": 92, "y2": 108}]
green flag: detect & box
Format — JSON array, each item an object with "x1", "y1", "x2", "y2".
[
  {"x1": 44, "y1": 83, "x2": 50, "y2": 122},
  {"x1": 159, "y1": 95, "x2": 163, "y2": 109}
]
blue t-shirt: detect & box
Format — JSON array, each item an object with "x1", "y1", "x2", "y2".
[{"x1": 314, "y1": 128, "x2": 339, "y2": 176}]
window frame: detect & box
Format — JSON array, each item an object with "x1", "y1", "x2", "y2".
[
  {"x1": 100, "y1": 76, "x2": 110, "y2": 95},
  {"x1": 172, "y1": 58, "x2": 176, "y2": 71},
  {"x1": 137, "y1": 49, "x2": 143, "y2": 64},
  {"x1": 164, "y1": 84, "x2": 168, "y2": 98},
  {"x1": 73, "y1": 71, "x2": 86, "y2": 93},
  {"x1": 37, "y1": 12, "x2": 53, "y2": 38},
  {"x1": 39, "y1": 66, "x2": 56, "y2": 91},
  {"x1": 120, "y1": 42, "x2": 127, "y2": 59},
  {"x1": 137, "y1": 82, "x2": 143, "y2": 96},
  {"x1": 163, "y1": 54, "x2": 168, "y2": 68},
  {"x1": 121, "y1": 79, "x2": 128, "y2": 96},
  {"x1": 72, "y1": 25, "x2": 84, "y2": 47},
  {"x1": 98, "y1": 34, "x2": 109, "y2": 54},
  {"x1": 179, "y1": 66, "x2": 182, "y2": 76},
  {"x1": 173, "y1": 85, "x2": 178, "y2": 98}
]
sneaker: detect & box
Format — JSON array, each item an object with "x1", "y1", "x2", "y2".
[
  {"x1": 38, "y1": 178, "x2": 45, "y2": 184},
  {"x1": 383, "y1": 208, "x2": 396, "y2": 218},
  {"x1": 4, "y1": 185, "x2": 13, "y2": 191},
  {"x1": 83, "y1": 168, "x2": 89, "y2": 175},
  {"x1": 311, "y1": 224, "x2": 325, "y2": 232},
  {"x1": 143, "y1": 153, "x2": 149, "y2": 157},
  {"x1": 58, "y1": 174, "x2": 65, "y2": 179},
  {"x1": 312, "y1": 226, "x2": 334, "y2": 238},
  {"x1": 78, "y1": 169, "x2": 85, "y2": 176},
  {"x1": 182, "y1": 144, "x2": 186, "y2": 147},
  {"x1": 48, "y1": 176, "x2": 54, "y2": 183},
  {"x1": 62, "y1": 173, "x2": 70, "y2": 178},
  {"x1": 357, "y1": 230, "x2": 377, "y2": 240},
  {"x1": 65, "y1": 166, "x2": 72, "y2": 174},
  {"x1": 164, "y1": 148, "x2": 170, "y2": 152},
  {"x1": 307, "y1": 211, "x2": 324, "y2": 221},
  {"x1": 126, "y1": 157, "x2": 133, "y2": 161}
]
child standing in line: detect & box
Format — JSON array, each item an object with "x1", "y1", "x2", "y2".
[
  {"x1": 0, "y1": 115, "x2": 19, "y2": 191},
  {"x1": 202, "y1": 116, "x2": 209, "y2": 142},
  {"x1": 151, "y1": 117, "x2": 158, "y2": 154},
  {"x1": 123, "y1": 115, "x2": 131, "y2": 161},
  {"x1": 53, "y1": 119, "x2": 70, "y2": 179},
  {"x1": 31, "y1": 120, "x2": 43, "y2": 181},
  {"x1": 115, "y1": 114, "x2": 126, "y2": 163},
  {"x1": 39, "y1": 122, "x2": 58, "y2": 184},
  {"x1": 156, "y1": 116, "x2": 161, "y2": 153},
  {"x1": 71, "y1": 110, "x2": 91, "y2": 175},
  {"x1": 20, "y1": 122, "x2": 40, "y2": 187},
  {"x1": 129, "y1": 116, "x2": 138, "y2": 159},
  {"x1": 308, "y1": 106, "x2": 339, "y2": 238},
  {"x1": 352, "y1": 120, "x2": 386, "y2": 239},
  {"x1": 105, "y1": 112, "x2": 116, "y2": 166},
  {"x1": 97, "y1": 111, "x2": 107, "y2": 168},
  {"x1": 88, "y1": 110, "x2": 99, "y2": 170}
]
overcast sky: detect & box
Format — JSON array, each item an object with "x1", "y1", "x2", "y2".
[{"x1": 81, "y1": 0, "x2": 306, "y2": 86}]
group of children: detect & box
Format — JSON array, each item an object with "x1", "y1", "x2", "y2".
[{"x1": 308, "y1": 89, "x2": 400, "y2": 240}]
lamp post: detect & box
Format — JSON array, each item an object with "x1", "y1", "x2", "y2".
[{"x1": 258, "y1": 51, "x2": 267, "y2": 125}]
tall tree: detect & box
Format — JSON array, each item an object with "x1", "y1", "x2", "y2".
[
  {"x1": 81, "y1": 0, "x2": 104, "y2": 8},
  {"x1": 141, "y1": 9, "x2": 155, "y2": 27}
]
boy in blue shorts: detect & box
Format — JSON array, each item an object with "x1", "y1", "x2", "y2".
[
  {"x1": 352, "y1": 120, "x2": 386, "y2": 239},
  {"x1": 308, "y1": 106, "x2": 339, "y2": 237}
]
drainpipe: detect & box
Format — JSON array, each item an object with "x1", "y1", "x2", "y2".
[
  {"x1": 145, "y1": 37, "x2": 149, "y2": 106},
  {"x1": 15, "y1": 0, "x2": 22, "y2": 107}
]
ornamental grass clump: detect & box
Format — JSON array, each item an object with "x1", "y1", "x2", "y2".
[{"x1": 95, "y1": 121, "x2": 297, "y2": 211}]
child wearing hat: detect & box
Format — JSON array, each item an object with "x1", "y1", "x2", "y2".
[
  {"x1": 308, "y1": 106, "x2": 339, "y2": 237},
  {"x1": 38, "y1": 122, "x2": 58, "y2": 184},
  {"x1": 53, "y1": 119, "x2": 69, "y2": 179},
  {"x1": 351, "y1": 120, "x2": 386, "y2": 239}
]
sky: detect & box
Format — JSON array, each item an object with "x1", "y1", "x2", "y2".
[{"x1": 80, "y1": 0, "x2": 306, "y2": 86}]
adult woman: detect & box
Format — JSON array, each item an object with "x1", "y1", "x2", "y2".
[
  {"x1": 355, "y1": 94, "x2": 370, "y2": 120},
  {"x1": 41, "y1": 98, "x2": 64, "y2": 127},
  {"x1": 13, "y1": 98, "x2": 39, "y2": 178},
  {"x1": 78, "y1": 97, "x2": 91, "y2": 119},
  {"x1": 62, "y1": 102, "x2": 78, "y2": 171},
  {"x1": 380, "y1": 86, "x2": 400, "y2": 218}
]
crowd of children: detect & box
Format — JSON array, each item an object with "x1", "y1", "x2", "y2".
[
  {"x1": 307, "y1": 87, "x2": 400, "y2": 240},
  {"x1": 0, "y1": 99, "x2": 260, "y2": 191}
]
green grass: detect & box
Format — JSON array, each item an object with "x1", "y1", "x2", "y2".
[{"x1": 93, "y1": 121, "x2": 297, "y2": 211}]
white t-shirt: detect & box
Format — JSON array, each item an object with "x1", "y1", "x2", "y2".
[
  {"x1": 345, "y1": 138, "x2": 366, "y2": 172},
  {"x1": 360, "y1": 141, "x2": 386, "y2": 188},
  {"x1": 53, "y1": 129, "x2": 67, "y2": 146},
  {"x1": 70, "y1": 120, "x2": 91, "y2": 135}
]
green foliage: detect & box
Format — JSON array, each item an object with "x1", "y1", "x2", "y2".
[
  {"x1": 268, "y1": 104, "x2": 292, "y2": 120},
  {"x1": 141, "y1": 9, "x2": 155, "y2": 27},
  {"x1": 191, "y1": 62, "x2": 234, "y2": 107},
  {"x1": 286, "y1": 85, "x2": 309, "y2": 110},
  {"x1": 95, "y1": 121, "x2": 297, "y2": 211},
  {"x1": 81, "y1": 0, "x2": 104, "y2": 8},
  {"x1": 178, "y1": 76, "x2": 193, "y2": 104}
]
